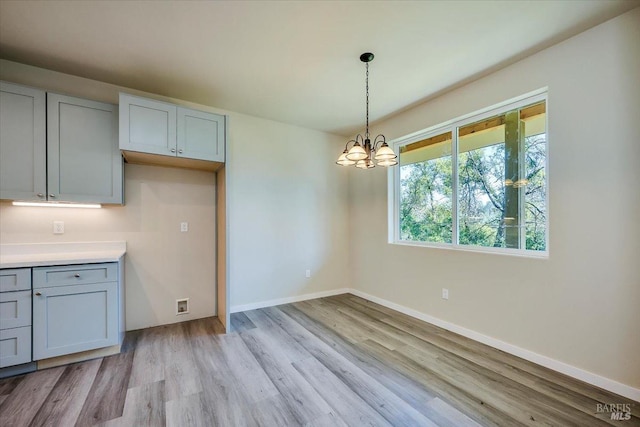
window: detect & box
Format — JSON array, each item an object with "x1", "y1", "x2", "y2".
[{"x1": 391, "y1": 91, "x2": 547, "y2": 256}]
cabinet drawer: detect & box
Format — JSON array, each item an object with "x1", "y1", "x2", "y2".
[
  {"x1": 0, "y1": 268, "x2": 31, "y2": 292},
  {"x1": 33, "y1": 263, "x2": 117, "y2": 288},
  {"x1": 33, "y1": 281, "x2": 118, "y2": 360},
  {"x1": 0, "y1": 326, "x2": 31, "y2": 368},
  {"x1": 0, "y1": 290, "x2": 31, "y2": 329}
]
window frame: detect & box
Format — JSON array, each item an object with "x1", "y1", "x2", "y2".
[{"x1": 388, "y1": 89, "x2": 549, "y2": 258}]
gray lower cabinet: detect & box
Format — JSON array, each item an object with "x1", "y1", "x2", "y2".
[
  {"x1": 32, "y1": 263, "x2": 119, "y2": 360},
  {"x1": 0, "y1": 268, "x2": 32, "y2": 368},
  {"x1": 0, "y1": 81, "x2": 123, "y2": 204}
]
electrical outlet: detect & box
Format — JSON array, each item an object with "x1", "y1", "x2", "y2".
[
  {"x1": 180, "y1": 222, "x2": 189, "y2": 232},
  {"x1": 305, "y1": 269, "x2": 311, "y2": 278},
  {"x1": 442, "y1": 288, "x2": 449, "y2": 300},
  {"x1": 53, "y1": 221, "x2": 64, "y2": 234},
  {"x1": 176, "y1": 298, "x2": 189, "y2": 315}
]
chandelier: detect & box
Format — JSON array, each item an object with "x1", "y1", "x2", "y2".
[{"x1": 336, "y1": 52, "x2": 397, "y2": 169}]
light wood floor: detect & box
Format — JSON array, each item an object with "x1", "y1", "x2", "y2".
[{"x1": 0, "y1": 294, "x2": 638, "y2": 426}]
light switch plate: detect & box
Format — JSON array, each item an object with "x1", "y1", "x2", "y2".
[{"x1": 180, "y1": 222, "x2": 188, "y2": 232}]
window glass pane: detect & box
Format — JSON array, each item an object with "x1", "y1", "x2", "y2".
[
  {"x1": 522, "y1": 103, "x2": 547, "y2": 251},
  {"x1": 457, "y1": 101, "x2": 546, "y2": 251},
  {"x1": 399, "y1": 132, "x2": 453, "y2": 243}
]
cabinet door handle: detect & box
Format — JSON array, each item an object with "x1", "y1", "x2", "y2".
[
  {"x1": 170, "y1": 148, "x2": 176, "y2": 153},
  {"x1": 37, "y1": 193, "x2": 44, "y2": 198},
  {"x1": 178, "y1": 149, "x2": 183, "y2": 154},
  {"x1": 74, "y1": 273, "x2": 81, "y2": 278},
  {"x1": 35, "y1": 292, "x2": 42, "y2": 296},
  {"x1": 49, "y1": 194, "x2": 56, "y2": 198}
]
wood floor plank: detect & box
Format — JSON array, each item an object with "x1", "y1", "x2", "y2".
[
  {"x1": 1, "y1": 294, "x2": 634, "y2": 427},
  {"x1": 229, "y1": 312, "x2": 256, "y2": 332},
  {"x1": 249, "y1": 394, "x2": 301, "y2": 427},
  {"x1": 294, "y1": 300, "x2": 405, "y2": 350},
  {"x1": 328, "y1": 295, "x2": 630, "y2": 425},
  {"x1": 29, "y1": 358, "x2": 101, "y2": 427},
  {"x1": 257, "y1": 307, "x2": 439, "y2": 426},
  {"x1": 217, "y1": 332, "x2": 280, "y2": 404},
  {"x1": 103, "y1": 380, "x2": 165, "y2": 427},
  {"x1": 244, "y1": 308, "x2": 312, "y2": 363},
  {"x1": 359, "y1": 338, "x2": 525, "y2": 427},
  {"x1": 75, "y1": 349, "x2": 134, "y2": 426},
  {"x1": 276, "y1": 304, "x2": 481, "y2": 427},
  {"x1": 128, "y1": 325, "x2": 166, "y2": 389},
  {"x1": 163, "y1": 323, "x2": 202, "y2": 402},
  {"x1": 0, "y1": 366, "x2": 64, "y2": 427},
  {"x1": 165, "y1": 392, "x2": 208, "y2": 427},
  {"x1": 184, "y1": 319, "x2": 259, "y2": 427},
  {"x1": 292, "y1": 356, "x2": 393, "y2": 427},
  {"x1": 349, "y1": 295, "x2": 639, "y2": 416},
  {"x1": 0, "y1": 374, "x2": 24, "y2": 396},
  {"x1": 303, "y1": 411, "x2": 349, "y2": 427},
  {"x1": 239, "y1": 327, "x2": 334, "y2": 424}
]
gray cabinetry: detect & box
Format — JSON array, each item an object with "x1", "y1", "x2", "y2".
[
  {"x1": 0, "y1": 268, "x2": 32, "y2": 368},
  {"x1": 120, "y1": 93, "x2": 225, "y2": 166},
  {"x1": 33, "y1": 262, "x2": 119, "y2": 360},
  {"x1": 32, "y1": 263, "x2": 119, "y2": 360},
  {"x1": 0, "y1": 81, "x2": 123, "y2": 204},
  {"x1": 47, "y1": 94, "x2": 122, "y2": 204},
  {"x1": 0, "y1": 82, "x2": 46, "y2": 201},
  {"x1": 119, "y1": 93, "x2": 176, "y2": 157},
  {"x1": 177, "y1": 106, "x2": 224, "y2": 162}
]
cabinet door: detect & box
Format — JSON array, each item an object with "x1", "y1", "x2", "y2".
[
  {"x1": 0, "y1": 81, "x2": 47, "y2": 201},
  {"x1": 47, "y1": 94, "x2": 123, "y2": 204},
  {"x1": 177, "y1": 107, "x2": 225, "y2": 162},
  {"x1": 33, "y1": 282, "x2": 118, "y2": 360},
  {"x1": 0, "y1": 327, "x2": 31, "y2": 368},
  {"x1": 119, "y1": 93, "x2": 177, "y2": 157}
]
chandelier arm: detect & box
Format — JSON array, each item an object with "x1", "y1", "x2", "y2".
[{"x1": 373, "y1": 134, "x2": 387, "y2": 150}]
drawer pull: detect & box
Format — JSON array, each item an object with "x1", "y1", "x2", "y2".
[
  {"x1": 35, "y1": 292, "x2": 42, "y2": 296},
  {"x1": 74, "y1": 273, "x2": 81, "y2": 278}
]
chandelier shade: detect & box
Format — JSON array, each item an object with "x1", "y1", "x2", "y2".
[
  {"x1": 336, "y1": 52, "x2": 397, "y2": 169},
  {"x1": 346, "y1": 142, "x2": 367, "y2": 161}
]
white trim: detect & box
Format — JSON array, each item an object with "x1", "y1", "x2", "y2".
[
  {"x1": 230, "y1": 288, "x2": 350, "y2": 313},
  {"x1": 348, "y1": 289, "x2": 640, "y2": 402}
]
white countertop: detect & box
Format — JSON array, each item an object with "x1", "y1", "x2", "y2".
[{"x1": 0, "y1": 241, "x2": 126, "y2": 268}]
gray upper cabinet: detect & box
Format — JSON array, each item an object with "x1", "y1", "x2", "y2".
[
  {"x1": 0, "y1": 82, "x2": 47, "y2": 201},
  {"x1": 120, "y1": 93, "x2": 225, "y2": 168},
  {"x1": 177, "y1": 106, "x2": 224, "y2": 162},
  {"x1": 0, "y1": 81, "x2": 123, "y2": 204},
  {"x1": 47, "y1": 94, "x2": 122, "y2": 204},
  {"x1": 119, "y1": 93, "x2": 177, "y2": 157}
]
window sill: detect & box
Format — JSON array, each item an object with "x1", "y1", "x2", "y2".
[{"x1": 390, "y1": 240, "x2": 549, "y2": 259}]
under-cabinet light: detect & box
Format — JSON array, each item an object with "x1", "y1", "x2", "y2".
[{"x1": 12, "y1": 201, "x2": 102, "y2": 209}]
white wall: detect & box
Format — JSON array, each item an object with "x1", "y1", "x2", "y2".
[
  {"x1": 348, "y1": 8, "x2": 640, "y2": 389},
  {"x1": 226, "y1": 113, "x2": 350, "y2": 308}
]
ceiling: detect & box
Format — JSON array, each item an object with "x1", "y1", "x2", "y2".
[{"x1": 1, "y1": 1, "x2": 638, "y2": 136}]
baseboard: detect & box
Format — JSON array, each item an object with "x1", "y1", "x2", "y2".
[
  {"x1": 230, "y1": 288, "x2": 351, "y2": 313},
  {"x1": 349, "y1": 289, "x2": 640, "y2": 402}
]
